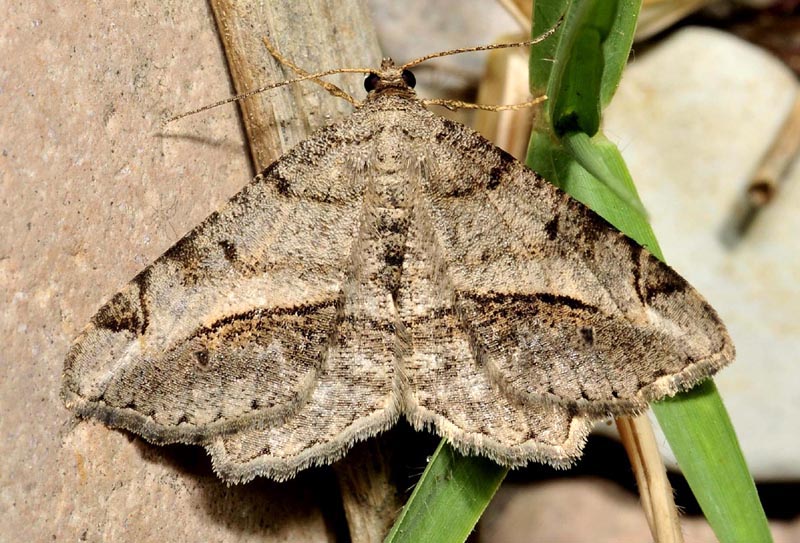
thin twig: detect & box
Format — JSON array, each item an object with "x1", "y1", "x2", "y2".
[
  {"x1": 747, "y1": 91, "x2": 800, "y2": 206},
  {"x1": 617, "y1": 415, "x2": 684, "y2": 543}
]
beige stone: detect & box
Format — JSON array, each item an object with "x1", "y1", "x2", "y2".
[{"x1": 604, "y1": 27, "x2": 800, "y2": 479}]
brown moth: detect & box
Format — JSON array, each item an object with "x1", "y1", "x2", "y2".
[{"x1": 62, "y1": 58, "x2": 734, "y2": 484}]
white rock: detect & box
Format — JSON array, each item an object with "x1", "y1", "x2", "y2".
[{"x1": 604, "y1": 26, "x2": 799, "y2": 479}]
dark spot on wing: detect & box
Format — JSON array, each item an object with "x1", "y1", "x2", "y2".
[
  {"x1": 162, "y1": 224, "x2": 210, "y2": 287},
  {"x1": 534, "y1": 292, "x2": 598, "y2": 313},
  {"x1": 194, "y1": 349, "x2": 209, "y2": 367},
  {"x1": 375, "y1": 208, "x2": 409, "y2": 232},
  {"x1": 218, "y1": 239, "x2": 238, "y2": 263},
  {"x1": 544, "y1": 216, "x2": 559, "y2": 241},
  {"x1": 383, "y1": 245, "x2": 404, "y2": 267},
  {"x1": 274, "y1": 172, "x2": 291, "y2": 196},
  {"x1": 132, "y1": 267, "x2": 153, "y2": 333},
  {"x1": 487, "y1": 162, "x2": 512, "y2": 190},
  {"x1": 645, "y1": 267, "x2": 688, "y2": 305},
  {"x1": 91, "y1": 290, "x2": 144, "y2": 334},
  {"x1": 651, "y1": 368, "x2": 668, "y2": 379}
]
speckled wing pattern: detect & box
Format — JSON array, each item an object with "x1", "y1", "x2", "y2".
[{"x1": 63, "y1": 63, "x2": 734, "y2": 483}]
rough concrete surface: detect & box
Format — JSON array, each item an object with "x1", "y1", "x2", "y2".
[{"x1": 2, "y1": 1, "x2": 341, "y2": 541}]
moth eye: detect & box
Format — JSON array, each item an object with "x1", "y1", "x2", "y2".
[
  {"x1": 401, "y1": 69, "x2": 416, "y2": 89},
  {"x1": 364, "y1": 73, "x2": 380, "y2": 92}
]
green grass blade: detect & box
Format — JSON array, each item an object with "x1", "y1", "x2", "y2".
[
  {"x1": 654, "y1": 382, "x2": 772, "y2": 542},
  {"x1": 383, "y1": 442, "x2": 507, "y2": 543},
  {"x1": 530, "y1": 0, "x2": 640, "y2": 128},
  {"x1": 561, "y1": 131, "x2": 649, "y2": 226},
  {"x1": 596, "y1": 0, "x2": 639, "y2": 107},
  {"x1": 530, "y1": 0, "x2": 646, "y2": 215}
]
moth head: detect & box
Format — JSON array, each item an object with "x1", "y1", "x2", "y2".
[{"x1": 363, "y1": 58, "x2": 417, "y2": 98}]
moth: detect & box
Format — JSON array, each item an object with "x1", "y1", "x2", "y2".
[{"x1": 62, "y1": 48, "x2": 733, "y2": 484}]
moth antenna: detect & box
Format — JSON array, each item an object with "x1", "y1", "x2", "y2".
[
  {"x1": 165, "y1": 18, "x2": 563, "y2": 126},
  {"x1": 262, "y1": 37, "x2": 361, "y2": 107},
  {"x1": 422, "y1": 96, "x2": 547, "y2": 112},
  {"x1": 400, "y1": 16, "x2": 563, "y2": 70},
  {"x1": 164, "y1": 66, "x2": 372, "y2": 125}
]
